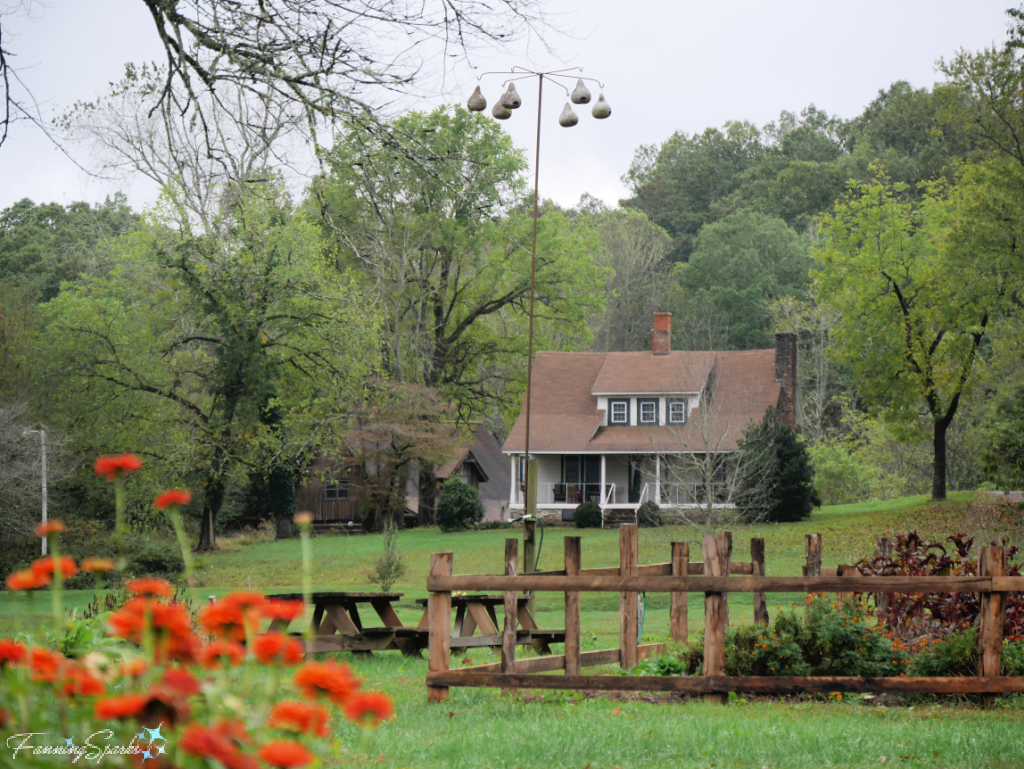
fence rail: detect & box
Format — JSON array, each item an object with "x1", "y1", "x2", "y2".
[{"x1": 425, "y1": 525, "x2": 1020, "y2": 707}]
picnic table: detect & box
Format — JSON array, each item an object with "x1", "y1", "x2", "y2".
[{"x1": 414, "y1": 593, "x2": 565, "y2": 654}]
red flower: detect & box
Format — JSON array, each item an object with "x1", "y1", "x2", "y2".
[
  {"x1": 268, "y1": 701, "x2": 331, "y2": 738},
  {"x1": 28, "y1": 647, "x2": 65, "y2": 682},
  {"x1": 136, "y1": 687, "x2": 192, "y2": 728},
  {"x1": 5, "y1": 569, "x2": 49, "y2": 590},
  {"x1": 81, "y1": 557, "x2": 116, "y2": 573},
  {"x1": 127, "y1": 578, "x2": 174, "y2": 599},
  {"x1": 252, "y1": 632, "x2": 305, "y2": 666},
  {"x1": 343, "y1": 691, "x2": 394, "y2": 727},
  {"x1": 154, "y1": 489, "x2": 192, "y2": 510},
  {"x1": 35, "y1": 520, "x2": 65, "y2": 537},
  {"x1": 30, "y1": 555, "x2": 78, "y2": 580},
  {"x1": 60, "y1": 666, "x2": 106, "y2": 698},
  {"x1": 293, "y1": 660, "x2": 359, "y2": 705},
  {"x1": 258, "y1": 740, "x2": 315, "y2": 769},
  {"x1": 94, "y1": 453, "x2": 143, "y2": 481},
  {"x1": 262, "y1": 600, "x2": 305, "y2": 623},
  {"x1": 180, "y1": 722, "x2": 255, "y2": 769},
  {"x1": 0, "y1": 638, "x2": 26, "y2": 667},
  {"x1": 108, "y1": 598, "x2": 200, "y2": 663},
  {"x1": 162, "y1": 668, "x2": 201, "y2": 697},
  {"x1": 198, "y1": 641, "x2": 247, "y2": 670},
  {"x1": 95, "y1": 693, "x2": 147, "y2": 720},
  {"x1": 121, "y1": 659, "x2": 149, "y2": 678},
  {"x1": 198, "y1": 593, "x2": 267, "y2": 641}
]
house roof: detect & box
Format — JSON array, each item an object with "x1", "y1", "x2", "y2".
[
  {"x1": 502, "y1": 348, "x2": 782, "y2": 454},
  {"x1": 435, "y1": 447, "x2": 490, "y2": 483}
]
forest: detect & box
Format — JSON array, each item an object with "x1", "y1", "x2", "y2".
[{"x1": 3, "y1": 4, "x2": 1024, "y2": 556}]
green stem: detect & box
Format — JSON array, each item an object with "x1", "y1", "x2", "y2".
[
  {"x1": 50, "y1": 538, "x2": 64, "y2": 643},
  {"x1": 299, "y1": 519, "x2": 314, "y2": 648},
  {"x1": 169, "y1": 509, "x2": 199, "y2": 608},
  {"x1": 114, "y1": 478, "x2": 127, "y2": 569}
]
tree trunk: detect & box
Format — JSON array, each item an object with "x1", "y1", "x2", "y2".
[
  {"x1": 196, "y1": 475, "x2": 225, "y2": 551},
  {"x1": 268, "y1": 465, "x2": 297, "y2": 540},
  {"x1": 932, "y1": 419, "x2": 948, "y2": 501}
]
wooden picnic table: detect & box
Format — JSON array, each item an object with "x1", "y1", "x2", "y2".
[
  {"x1": 414, "y1": 593, "x2": 565, "y2": 654},
  {"x1": 266, "y1": 591, "x2": 427, "y2": 656}
]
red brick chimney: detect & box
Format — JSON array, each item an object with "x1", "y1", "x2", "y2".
[
  {"x1": 653, "y1": 313, "x2": 671, "y2": 356},
  {"x1": 774, "y1": 331, "x2": 799, "y2": 427}
]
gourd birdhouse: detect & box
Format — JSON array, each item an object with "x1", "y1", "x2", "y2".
[
  {"x1": 499, "y1": 83, "x2": 522, "y2": 109},
  {"x1": 558, "y1": 103, "x2": 579, "y2": 127},
  {"x1": 492, "y1": 102, "x2": 512, "y2": 120},
  {"x1": 591, "y1": 93, "x2": 611, "y2": 119},
  {"x1": 467, "y1": 86, "x2": 487, "y2": 112},
  {"x1": 570, "y1": 79, "x2": 591, "y2": 105}
]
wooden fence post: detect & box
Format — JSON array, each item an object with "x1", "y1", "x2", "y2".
[
  {"x1": 979, "y1": 546, "x2": 1006, "y2": 709},
  {"x1": 875, "y1": 536, "x2": 893, "y2": 620},
  {"x1": 523, "y1": 518, "x2": 537, "y2": 618},
  {"x1": 619, "y1": 524, "x2": 638, "y2": 670},
  {"x1": 670, "y1": 542, "x2": 689, "y2": 642},
  {"x1": 804, "y1": 533, "x2": 822, "y2": 577},
  {"x1": 751, "y1": 537, "x2": 768, "y2": 625},
  {"x1": 703, "y1": 531, "x2": 730, "y2": 704},
  {"x1": 427, "y1": 552, "x2": 453, "y2": 702},
  {"x1": 564, "y1": 536, "x2": 581, "y2": 676},
  {"x1": 837, "y1": 565, "x2": 857, "y2": 604},
  {"x1": 502, "y1": 539, "x2": 518, "y2": 675}
]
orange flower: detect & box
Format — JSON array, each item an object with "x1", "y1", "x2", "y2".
[
  {"x1": 262, "y1": 600, "x2": 305, "y2": 623},
  {"x1": 268, "y1": 701, "x2": 331, "y2": 738},
  {"x1": 198, "y1": 641, "x2": 247, "y2": 670},
  {"x1": 154, "y1": 489, "x2": 192, "y2": 510},
  {"x1": 35, "y1": 520, "x2": 65, "y2": 537},
  {"x1": 0, "y1": 638, "x2": 26, "y2": 667},
  {"x1": 60, "y1": 666, "x2": 107, "y2": 698},
  {"x1": 127, "y1": 578, "x2": 174, "y2": 599},
  {"x1": 294, "y1": 660, "x2": 359, "y2": 705},
  {"x1": 94, "y1": 453, "x2": 143, "y2": 481},
  {"x1": 31, "y1": 555, "x2": 78, "y2": 579},
  {"x1": 121, "y1": 659, "x2": 149, "y2": 678},
  {"x1": 294, "y1": 512, "x2": 313, "y2": 526},
  {"x1": 252, "y1": 632, "x2": 304, "y2": 667},
  {"x1": 81, "y1": 558, "x2": 116, "y2": 573},
  {"x1": 5, "y1": 569, "x2": 49, "y2": 590},
  {"x1": 162, "y1": 668, "x2": 201, "y2": 697},
  {"x1": 343, "y1": 691, "x2": 393, "y2": 727},
  {"x1": 180, "y1": 722, "x2": 254, "y2": 769},
  {"x1": 95, "y1": 693, "x2": 147, "y2": 720},
  {"x1": 258, "y1": 740, "x2": 315, "y2": 769},
  {"x1": 28, "y1": 647, "x2": 65, "y2": 682},
  {"x1": 198, "y1": 593, "x2": 267, "y2": 641},
  {"x1": 108, "y1": 598, "x2": 200, "y2": 663}
]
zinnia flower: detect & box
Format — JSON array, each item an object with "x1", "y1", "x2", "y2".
[
  {"x1": 60, "y1": 666, "x2": 107, "y2": 698},
  {"x1": 162, "y1": 668, "x2": 201, "y2": 697},
  {"x1": 154, "y1": 489, "x2": 192, "y2": 510},
  {"x1": 268, "y1": 701, "x2": 331, "y2": 738},
  {"x1": 35, "y1": 520, "x2": 65, "y2": 536},
  {"x1": 30, "y1": 555, "x2": 77, "y2": 580},
  {"x1": 180, "y1": 722, "x2": 254, "y2": 769},
  {"x1": 127, "y1": 578, "x2": 174, "y2": 599},
  {"x1": 108, "y1": 598, "x2": 200, "y2": 663},
  {"x1": 94, "y1": 453, "x2": 143, "y2": 481},
  {"x1": 0, "y1": 638, "x2": 26, "y2": 667},
  {"x1": 343, "y1": 691, "x2": 394, "y2": 727},
  {"x1": 198, "y1": 592, "x2": 266, "y2": 641},
  {"x1": 28, "y1": 647, "x2": 65, "y2": 682},
  {"x1": 258, "y1": 740, "x2": 315, "y2": 769},
  {"x1": 121, "y1": 658, "x2": 149, "y2": 678},
  {"x1": 262, "y1": 600, "x2": 305, "y2": 624},
  {"x1": 81, "y1": 557, "x2": 116, "y2": 573},
  {"x1": 198, "y1": 641, "x2": 247, "y2": 670},
  {"x1": 293, "y1": 660, "x2": 359, "y2": 705},
  {"x1": 5, "y1": 569, "x2": 49, "y2": 590},
  {"x1": 95, "y1": 693, "x2": 147, "y2": 720},
  {"x1": 252, "y1": 632, "x2": 304, "y2": 666}
]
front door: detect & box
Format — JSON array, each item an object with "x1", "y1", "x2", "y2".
[{"x1": 628, "y1": 459, "x2": 642, "y2": 504}]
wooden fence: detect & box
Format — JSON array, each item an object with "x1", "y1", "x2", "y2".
[{"x1": 425, "y1": 525, "x2": 1024, "y2": 706}]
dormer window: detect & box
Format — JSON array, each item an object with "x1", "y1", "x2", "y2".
[
  {"x1": 668, "y1": 399, "x2": 688, "y2": 425},
  {"x1": 609, "y1": 399, "x2": 629, "y2": 425},
  {"x1": 638, "y1": 398, "x2": 659, "y2": 425}
]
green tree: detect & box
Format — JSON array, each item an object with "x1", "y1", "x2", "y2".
[
  {"x1": 812, "y1": 178, "x2": 998, "y2": 500},
  {"x1": 735, "y1": 407, "x2": 815, "y2": 523},
  {"x1": 435, "y1": 477, "x2": 484, "y2": 532},
  {"x1": 677, "y1": 210, "x2": 810, "y2": 350},
  {"x1": 43, "y1": 185, "x2": 379, "y2": 548}
]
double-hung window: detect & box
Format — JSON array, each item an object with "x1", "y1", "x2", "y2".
[
  {"x1": 638, "y1": 398, "x2": 659, "y2": 425},
  {"x1": 325, "y1": 479, "x2": 350, "y2": 500},
  {"x1": 609, "y1": 399, "x2": 630, "y2": 425},
  {"x1": 668, "y1": 399, "x2": 688, "y2": 425}
]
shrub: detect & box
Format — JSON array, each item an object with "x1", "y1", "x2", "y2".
[
  {"x1": 367, "y1": 518, "x2": 405, "y2": 592},
  {"x1": 734, "y1": 407, "x2": 815, "y2": 523},
  {"x1": 435, "y1": 478, "x2": 484, "y2": 532},
  {"x1": 573, "y1": 500, "x2": 602, "y2": 529},
  {"x1": 636, "y1": 500, "x2": 663, "y2": 528},
  {"x1": 127, "y1": 540, "x2": 185, "y2": 578}
]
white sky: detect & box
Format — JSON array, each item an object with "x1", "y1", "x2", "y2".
[{"x1": 0, "y1": 0, "x2": 1014, "y2": 213}]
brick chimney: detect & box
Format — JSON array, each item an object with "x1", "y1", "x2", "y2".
[
  {"x1": 652, "y1": 313, "x2": 671, "y2": 356},
  {"x1": 774, "y1": 332, "x2": 799, "y2": 427}
]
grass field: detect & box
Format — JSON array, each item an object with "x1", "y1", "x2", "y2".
[{"x1": 6, "y1": 492, "x2": 1024, "y2": 767}]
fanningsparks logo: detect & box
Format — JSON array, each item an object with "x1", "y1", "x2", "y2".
[{"x1": 6, "y1": 722, "x2": 168, "y2": 763}]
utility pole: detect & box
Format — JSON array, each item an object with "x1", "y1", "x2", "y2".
[{"x1": 23, "y1": 429, "x2": 47, "y2": 555}]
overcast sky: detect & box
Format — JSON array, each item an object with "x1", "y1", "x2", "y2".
[{"x1": 0, "y1": 0, "x2": 1015, "y2": 213}]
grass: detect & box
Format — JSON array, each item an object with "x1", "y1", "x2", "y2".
[{"x1": 6, "y1": 491, "x2": 1024, "y2": 768}]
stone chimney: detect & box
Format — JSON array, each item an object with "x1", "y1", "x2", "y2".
[
  {"x1": 774, "y1": 332, "x2": 799, "y2": 427},
  {"x1": 652, "y1": 312, "x2": 671, "y2": 356}
]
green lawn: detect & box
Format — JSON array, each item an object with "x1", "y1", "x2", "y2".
[{"x1": 6, "y1": 491, "x2": 1024, "y2": 768}]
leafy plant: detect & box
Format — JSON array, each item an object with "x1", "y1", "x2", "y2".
[
  {"x1": 636, "y1": 500, "x2": 663, "y2": 528},
  {"x1": 573, "y1": 500, "x2": 602, "y2": 529},
  {"x1": 436, "y1": 478, "x2": 484, "y2": 532},
  {"x1": 367, "y1": 518, "x2": 406, "y2": 593}
]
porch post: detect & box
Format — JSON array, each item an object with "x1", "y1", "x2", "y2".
[
  {"x1": 655, "y1": 454, "x2": 661, "y2": 505},
  {"x1": 600, "y1": 454, "x2": 607, "y2": 505},
  {"x1": 509, "y1": 456, "x2": 517, "y2": 508}
]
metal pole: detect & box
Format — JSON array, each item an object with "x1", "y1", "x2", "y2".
[
  {"x1": 24, "y1": 429, "x2": 47, "y2": 555},
  {"x1": 522, "y1": 74, "x2": 543, "y2": 518}
]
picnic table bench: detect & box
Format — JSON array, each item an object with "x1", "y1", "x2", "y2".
[{"x1": 414, "y1": 594, "x2": 565, "y2": 654}]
